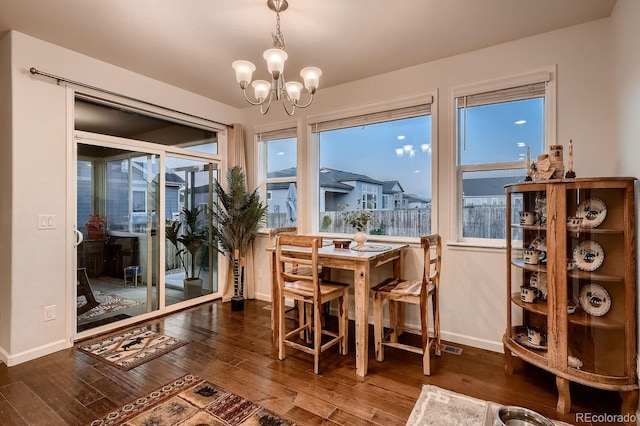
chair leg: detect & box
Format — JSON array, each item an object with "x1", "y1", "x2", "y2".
[
  {"x1": 420, "y1": 295, "x2": 431, "y2": 376},
  {"x1": 432, "y1": 292, "x2": 441, "y2": 356},
  {"x1": 373, "y1": 292, "x2": 384, "y2": 362},
  {"x1": 313, "y1": 299, "x2": 322, "y2": 375},
  {"x1": 339, "y1": 290, "x2": 349, "y2": 355},
  {"x1": 278, "y1": 294, "x2": 287, "y2": 361},
  {"x1": 388, "y1": 300, "x2": 399, "y2": 343},
  {"x1": 305, "y1": 302, "x2": 313, "y2": 344}
]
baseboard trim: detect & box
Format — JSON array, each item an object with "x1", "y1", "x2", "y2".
[
  {"x1": 0, "y1": 345, "x2": 9, "y2": 365},
  {"x1": 3, "y1": 339, "x2": 71, "y2": 367}
]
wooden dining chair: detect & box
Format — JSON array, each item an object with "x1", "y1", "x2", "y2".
[
  {"x1": 371, "y1": 234, "x2": 442, "y2": 375},
  {"x1": 275, "y1": 234, "x2": 349, "y2": 374}
]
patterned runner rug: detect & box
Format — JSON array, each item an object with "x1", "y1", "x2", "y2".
[
  {"x1": 407, "y1": 385, "x2": 571, "y2": 426},
  {"x1": 90, "y1": 373, "x2": 296, "y2": 426},
  {"x1": 78, "y1": 290, "x2": 143, "y2": 320},
  {"x1": 78, "y1": 327, "x2": 188, "y2": 370}
]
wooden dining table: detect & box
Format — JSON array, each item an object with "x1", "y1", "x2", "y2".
[{"x1": 268, "y1": 240, "x2": 408, "y2": 377}]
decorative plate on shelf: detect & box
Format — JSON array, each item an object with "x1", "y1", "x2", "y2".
[
  {"x1": 513, "y1": 326, "x2": 547, "y2": 351},
  {"x1": 529, "y1": 272, "x2": 548, "y2": 300},
  {"x1": 528, "y1": 237, "x2": 547, "y2": 262},
  {"x1": 573, "y1": 240, "x2": 604, "y2": 272},
  {"x1": 576, "y1": 198, "x2": 607, "y2": 228},
  {"x1": 578, "y1": 283, "x2": 611, "y2": 317}
]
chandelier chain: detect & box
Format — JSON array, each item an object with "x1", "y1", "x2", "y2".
[{"x1": 272, "y1": 10, "x2": 286, "y2": 50}]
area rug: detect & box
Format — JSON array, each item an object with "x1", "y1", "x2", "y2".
[
  {"x1": 89, "y1": 373, "x2": 296, "y2": 426},
  {"x1": 406, "y1": 385, "x2": 571, "y2": 426},
  {"x1": 78, "y1": 290, "x2": 143, "y2": 320},
  {"x1": 78, "y1": 327, "x2": 188, "y2": 370}
]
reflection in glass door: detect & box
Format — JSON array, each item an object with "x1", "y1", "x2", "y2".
[
  {"x1": 77, "y1": 143, "x2": 160, "y2": 332},
  {"x1": 164, "y1": 156, "x2": 218, "y2": 306}
]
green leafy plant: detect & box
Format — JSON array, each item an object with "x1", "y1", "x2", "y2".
[
  {"x1": 339, "y1": 202, "x2": 373, "y2": 232},
  {"x1": 210, "y1": 166, "x2": 267, "y2": 305},
  {"x1": 165, "y1": 206, "x2": 208, "y2": 280}
]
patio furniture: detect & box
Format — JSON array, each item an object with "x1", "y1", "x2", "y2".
[
  {"x1": 123, "y1": 265, "x2": 142, "y2": 287},
  {"x1": 77, "y1": 268, "x2": 100, "y2": 316}
]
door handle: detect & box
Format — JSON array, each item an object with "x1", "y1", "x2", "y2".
[{"x1": 74, "y1": 229, "x2": 84, "y2": 247}]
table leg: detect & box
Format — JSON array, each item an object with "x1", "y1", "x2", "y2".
[
  {"x1": 354, "y1": 263, "x2": 370, "y2": 377},
  {"x1": 269, "y1": 252, "x2": 279, "y2": 349}
]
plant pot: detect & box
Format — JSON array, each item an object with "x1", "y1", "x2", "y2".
[
  {"x1": 231, "y1": 297, "x2": 245, "y2": 312},
  {"x1": 184, "y1": 278, "x2": 203, "y2": 299},
  {"x1": 87, "y1": 228, "x2": 104, "y2": 240}
]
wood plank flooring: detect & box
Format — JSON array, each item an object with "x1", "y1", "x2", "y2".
[{"x1": 0, "y1": 299, "x2": 625, "y2": 425}]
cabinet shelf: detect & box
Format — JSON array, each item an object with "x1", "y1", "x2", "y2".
[
  {"x1": 511, "y1": 259, "x2": 546, "y2": 272},
  {"x1": 568, "y1": 269, "x2": 623, "y2": 282},
  {"x1": 567, "y1": 227, "x2": 623, "y2": 236},
  {"x1": 511, "y1": 224, "x2": 547, "y2": 232},
  {"x1": 511, "y1": 293, "x2": 548, "y2": 316}
]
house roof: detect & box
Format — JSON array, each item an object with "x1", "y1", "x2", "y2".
[
  {"x1": 463, "y1": 176, "x2": 523, "y2": 197},
  {"x1": 382, "y1": 181, "x2": 404, "y2": 194},
  {"x1": 403, "y1": 193, "x2": 431, "y2": 204},
  {"x1": 267, "y1": 167, "x2": 386, "y2": 191}
]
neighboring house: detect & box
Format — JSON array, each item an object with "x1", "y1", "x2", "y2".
[
  {"x1": 268, "y1": 167, "x2": 415, "y2": 213},
  {"x1": 402, "y1": 193, "x2": 431, "y2": 209},
  {"x1": 382, "y1": 181, "x2": 404, "y2": 210},
  {"x1": 462, "y1": 176, "x2": 524, "y2": 206}
]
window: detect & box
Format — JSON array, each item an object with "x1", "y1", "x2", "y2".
[
  {"x1": 258, "y1": 127, "x2": 297, "y2": 228},
  {"x1": 310, "y1": 95, "x2": 434, "y2": 238},
  {"x1": 454, "y1": 69, "x2": 554, "y2": 242}
]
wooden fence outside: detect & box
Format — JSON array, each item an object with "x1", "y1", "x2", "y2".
[{"x1": 268, "y1": 206, "x2": 513, "y2": 239}]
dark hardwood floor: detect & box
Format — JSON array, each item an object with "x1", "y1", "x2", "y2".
[{"x1": 0, "y1": 299, "x2": 625, "y2": 425}]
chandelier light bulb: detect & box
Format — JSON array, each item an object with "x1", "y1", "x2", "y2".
[
  {"x1": 263, "y1": 48, "x2": 288, "y2": 79},
  {"x1": 285, "y1": 81, "x2": 303, "y2": 101},
  {"x1": 231, "y1": 60, "x2": 256, "y2": 88},
  {"x1": 300, "y1": 67, "x2": 322, "y2": 93},
  {"x1": 251, "y1": 80, "x2": 271, "y2": 101}
]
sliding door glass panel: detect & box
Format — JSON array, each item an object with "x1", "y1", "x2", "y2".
[
  {"x1": 77, "y1": 144, "x2": 160, "y2": 332},
  {"x1": 164, "y1": 156, "x2": 218, "y2": 306}
]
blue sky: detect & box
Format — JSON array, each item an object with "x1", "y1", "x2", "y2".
[{"x1": 267, "y1": 98, "x2": 544, "y2": 199}]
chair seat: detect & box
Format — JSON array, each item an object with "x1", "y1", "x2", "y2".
[
  {"x1": 284, "y1": 279, "x2": 349, "y2": 298},
  {"x1": 372, "y1": 277, "x2": 434, "y2": 296}
]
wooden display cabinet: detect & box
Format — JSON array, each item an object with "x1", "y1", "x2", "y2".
[{"x1": 504, "y1": 177, "x2": 638, "y2": 421}]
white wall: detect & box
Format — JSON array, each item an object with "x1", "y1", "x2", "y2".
[
  {"x1": 248, "y1": 16, "x2": 623, "y2": 352},
  {"x1": 611, "y1": 0, "x2": 640, "y2": 370},
  {"x1": 0, "y1": 32, "x2": 13, "y2": 360},
  {"x1": 0, "y1": 31, "x2": 241, "y2": 366}
]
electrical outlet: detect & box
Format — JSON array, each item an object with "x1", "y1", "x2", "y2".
[{"x1": 44, "y1": 305, "x2": 56, "y2": 321}]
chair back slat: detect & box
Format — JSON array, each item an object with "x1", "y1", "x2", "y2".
[{"x1": 275, "y1": 234, "x2": 321, "y2": 296}]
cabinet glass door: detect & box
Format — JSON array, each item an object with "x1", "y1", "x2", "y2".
[
  {"x1": 509, "y1": 187, "x2": 550, "y2": 362},
  {"x1": 564, "y1": 186, "x2": 628, "y2": 377}
]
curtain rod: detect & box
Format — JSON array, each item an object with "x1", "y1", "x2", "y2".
[{"x1": 29, "y1": 67, "x2": 231, "y2": 129}]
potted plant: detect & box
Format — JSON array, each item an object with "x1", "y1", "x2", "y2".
[
  {"x1": 210, "y1": 166, "x2": 267, "y2": 311},
  {"x1": 86, "y1": 214, "x2": 106, "y2": 240},
  {"x1": 165, "y1": 205, "x2": 209, "y2": 299},
  {"x1": 340, "y1": 203, "x2": 373, "y2": 246}
]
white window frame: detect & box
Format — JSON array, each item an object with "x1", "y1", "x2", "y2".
[
  {"x1": 307, "y1": 92, "x2": 438, "y2": 241},
  {"x1": 256, "y1": 121, "x2": 299, "y2": 231},
  {"x1": 450, "y1": 66, "x2": 556, "y2": 247}
]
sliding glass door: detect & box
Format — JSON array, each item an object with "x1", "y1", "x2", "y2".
[
  {"x1": 164, "y1": 156, "x2": 218, "y2": 306},
  {"x1": 76, "y1": 143, "x2": 161, "y2": 332}
]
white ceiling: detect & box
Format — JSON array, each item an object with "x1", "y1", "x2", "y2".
[{"x1": 0, "y1": 0, "x2": 617, "y2": 109}]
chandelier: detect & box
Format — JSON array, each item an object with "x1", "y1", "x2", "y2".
[{"x1": 232, "y1": 0, "x2": 322, "y2": 116}]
